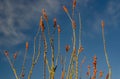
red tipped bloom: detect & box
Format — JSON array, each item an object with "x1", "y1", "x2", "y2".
[
  {"x1": 86, "y1": 71, "x2": 90, "y2": 76},
  {"x1": 73, "y1": 0, "x2": 77, "y2": 8},
  {"x1": 57, "y1": 25, "x2": 61, "y2": 33},
  {"x1": 65, "y1": 45, "x2": 70, "y2": 52},
  {"x1": 101, "y1": 20, "x2": 104, "y2": 28},
  {"x1": 4, "y1": 51, "x2": 9, "y2": 56},
  {"x1": 13, "y1": 53, "x2": 17, "y2": 59},
  {"x1": 53, "y1": 18, "x2": 57, "y2": 28},
  {"x1": 21, "y1": 72, "x2": 25, "y2": 78},
  {"x1": 63, "y1": 6, "x2": 68, "y2": 13},
  {"x1": 78, "y1": 46, "x2": 84, "y2": 54},
  {"x1": 40, "y1": 16, "x2": 45, "y2": 32},
  {"x1": 72, "y1": 20, "x2": 76, "y2": 29},
  {"x1": 26, "y1": 41, "x2": 29, "y2": 50},
  {"x1": 42, "y1": 9, "x2": 48, "y2": 21},
  {"x1": 99, "y1": 71, "x2": 103, "y2": 77}
]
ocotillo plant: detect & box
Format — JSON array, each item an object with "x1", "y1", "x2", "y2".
[
  {"x1": 39, "y1": 15, "x2": 47, "y2": 79},
  {"x1": 4, "y1": 51, "x2": 19, "y2": 79},
  {"x1": 3, "y1": 0, "x2": 113, "y2": 79},
  {"x1": 4, "y1": 41, "x2": 30, "y2": 79},
  {"x1": 27, "y1": 23, "x2": 41, "y2": 79},
  {"x1": 63, "y1": 4, "x2": 75, "y2": 79},
  {"x1": 78, "y1": 12, "x2": 84, "y2": 79},
  {"x1": 101, "y1": 20, "x2": 112, "y2": 79},
  {"x1": 41, "y1": 8, "x2": 61, "y2": 79},
  {"x1": 4, "y1": 22, "x2": 41, "y2": 79},
  {"x1": 62, "y1": 1, "x2": 85, "y2": 79},
  {"x1": 21, "y1": 42, "x2": 29, "y2": 79}
]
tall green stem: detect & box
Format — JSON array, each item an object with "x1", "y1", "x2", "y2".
[
  {"x1": 102, "y1": 26, "x2": 112, "y2": 79},
  {"x1": 7, "y1": 55, "x2": 19, "y2": 79}
]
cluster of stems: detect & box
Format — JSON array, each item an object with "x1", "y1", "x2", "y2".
[
  {"x1": 63, "y1": 1, "x2": 85, "y2": 79},
  {"x1": 3, "y1": 1, "x2": 112, "y2": 79},
  {"x1": 4, "y1": 19, "x2": 41, "y2": 79},
  {"x1": 41, "y1": 8, "x2": 61, "y2": 79}
]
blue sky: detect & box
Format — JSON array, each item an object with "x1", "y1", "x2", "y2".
[{"x1": 0, "y1": 0, "x2": 120, "y2": 79}]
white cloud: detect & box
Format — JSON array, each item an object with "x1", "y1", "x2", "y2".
[{"x1": 0, "y1": 0, "x2": 61, "y2": 47}]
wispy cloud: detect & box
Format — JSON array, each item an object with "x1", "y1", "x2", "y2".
[
  {"x1": 1, "y1": 0, "x2": 118, "y2": 48},
  {"x1": 90, "y1": 0, "x2": 120, "y2": 34},
  {"x1": 0, "y1": 0, "x2": 61, "y2": 47},
  {"x1": 105, "y1": 0, "x2": 120, "y2": 28}
]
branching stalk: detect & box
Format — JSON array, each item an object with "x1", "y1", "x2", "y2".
[
  {"x1": 27, "y1": 27, "x2": 41, "y2": 79},
  {"x1": 6, "y1": 54, "x2": 19, "y2": 79},
  {"x1": 55, "y1": 32, "x2": 60, "y2": 66}
]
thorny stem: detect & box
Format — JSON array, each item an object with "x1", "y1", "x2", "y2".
[
  {"x1": 61, "y1": 69, "x2": 65, "y2": 79},
  {"x1": 78, "y1": 12, "x2": 82, "y2": 49},
  {"x1": 66, "y1": 6, "x2": 76, "y2": 50},
  {"x1": 64, "y1": 5, "x2": 76, "y2": 48},
  {"x1": 55, "y1": 32, "x2": 60, "y2": 66},
  {"x1": 44, "y1": 53, "x2": 47, "y2": 79},
  {"x1": 60, "y1": 56, "x2": 66, "y2": 79},
  {"x1": 72, "y1": 7, "x2": 75, "y2": 19},
  {"x1": 46, "y1": 58, "x2": 50, "y2": 72},
  {"x1": 73, "y1": 29, "x2": 76, "y2": 49},
  {"x1": 66, "y1": 12, "x2": 72, "y2": 22},
  {"x1": 27, "y1": 27, "x2": 41, "y2": 79},
  {"x1": 64, "y1": 59, "x2": 67, "y2": 79},
  {"x1": 102, "y1": 27, "x2": 112, "y2": 79},
  {"x1": 47, "y1": 22, "x2": 55, "y2": 68},
  {"x1": 42, "y1": 32, "x2": 47, "y2": 79},
  {"x1": 64, "y1": 57, "x2": 66, "y2": 73},
  {"x1": 32, "y1": 27, "x2": 40, "y2": 62},
  {"x1": 80, "y1": 64, "x2": 82, "y2": 79},
  {"x1": 6, "y1": 55, "x2": 19, "y2": 79},
  {"x1": 75, "y1": 12, "x2": 83, "y2": 79},
  {"x1": 72, "y1": 4, "x2": 77, "y2": 79},
  {"x1": 46, "y1": 20, "x2": 56, "y2": 79},
  {"x1": 34, "y1": 34, "x2": 41, "y2": 64},
  {"x1": 46, "y1": 58, "x2": 51, "y2": 79},
  {"x1": 80, "y1": 56, "x2": 86, "y2": 79},
  {"x1": 20, "y1": 47, "x2": 28, "y2": 78},
  {"x1": 72, "y1": 61, "x2": 75, "y2": 79},
  {"x1": 28, "y1": 62, "x2": 35, "y2": 79},
  {"x1": 75, "y1": 56, "x2": 78, "y2": 79},
  {"x1": 65, "y1": 6, "x2": 76, "y2": 79},
  {"x1": 66, "y1": 28, "x2": 76, "y2": 79},
  {"x1": 46, "y1": 21, "x2": 53, "y2": 61},
  {"x1": 66, "y1": 50, "x2": 75, "y2": 79},
  {"x1": 77, "y1": 12, "x2": 82, "y2": 78},
  {"x1": 69, "y1": 61, "x2": 74, "y2": 79}
]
